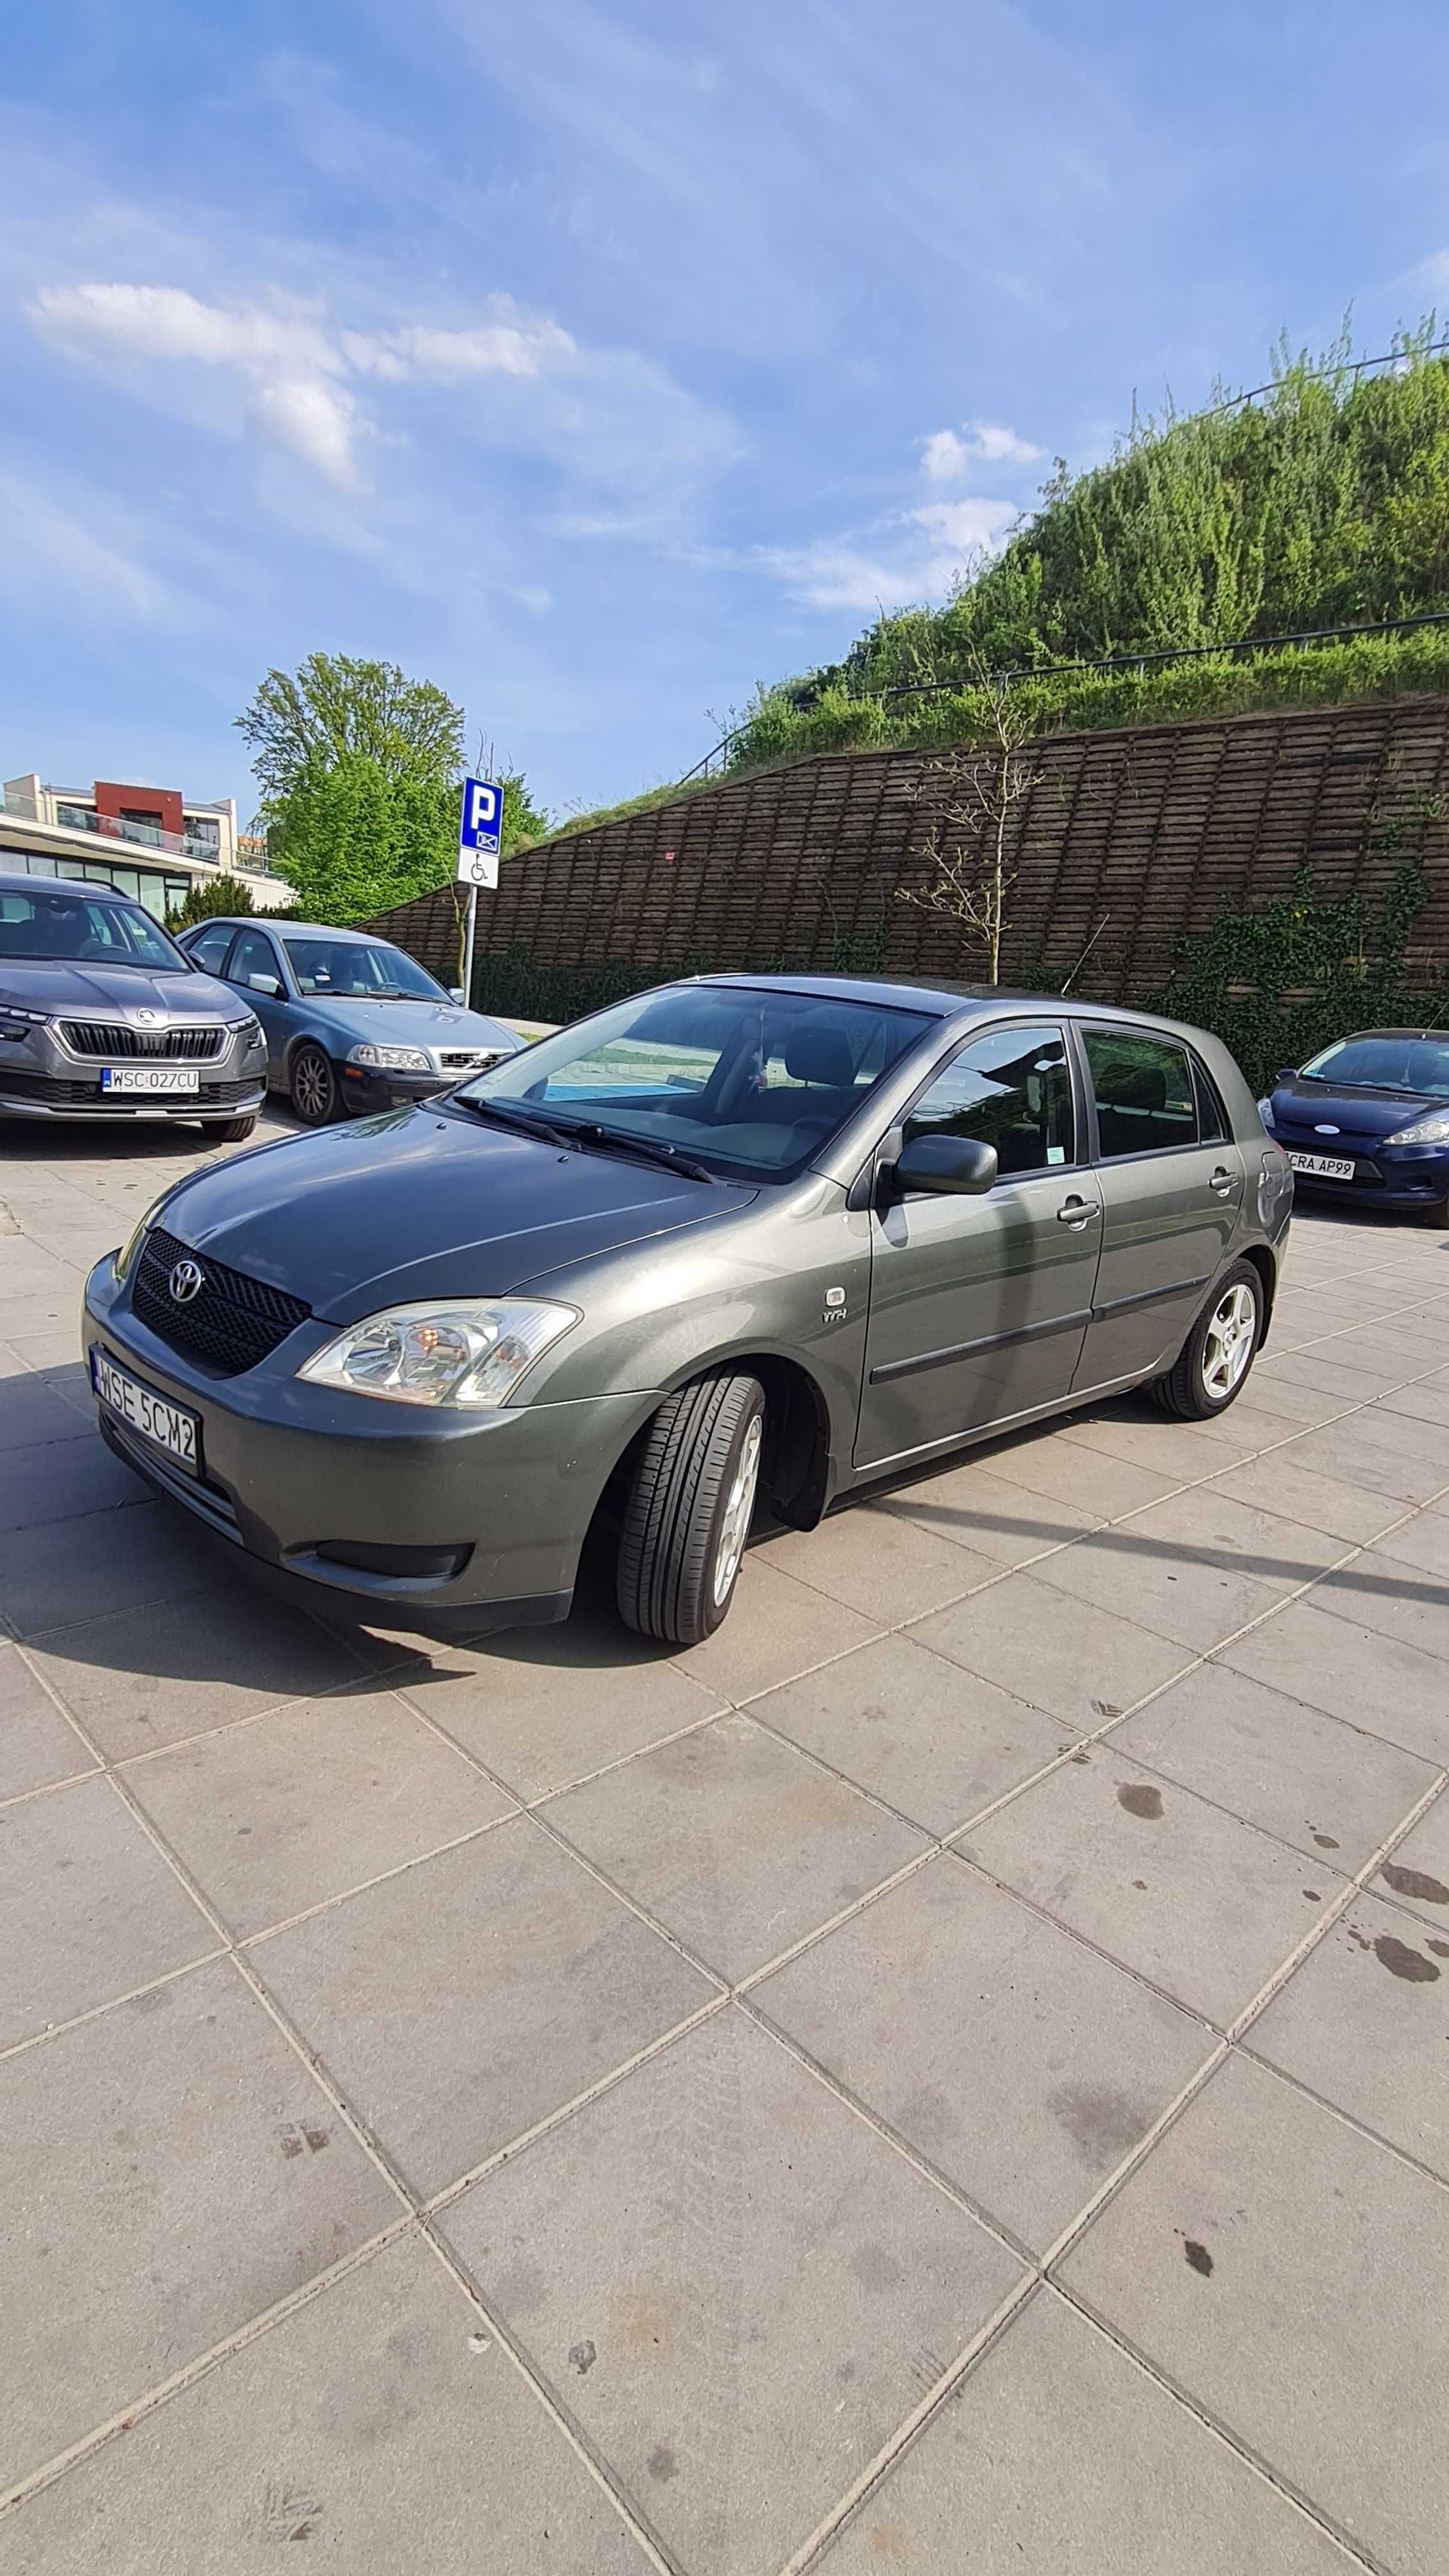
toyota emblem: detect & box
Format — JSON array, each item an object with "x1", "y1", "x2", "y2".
[{"x1": 169, "y1": 1259, "x2": 205, "y2": 1303}]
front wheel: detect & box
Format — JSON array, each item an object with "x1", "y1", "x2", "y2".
[
  {"x1": 290, "y1": 1043, "x2": 339, "y2": 1126},
  {"x1": 1149, "y1": 1262, "x2": 1262, "y2": 1420},
  {"x1": 207, "y1": 1116, "x2": 258, "y2": 1144},
  {"x1": 617, "y1": 1374, "x2": 766, "y2": 1644}
]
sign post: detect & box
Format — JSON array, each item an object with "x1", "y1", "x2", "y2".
[{"x1": 456, "y1": 776, "x2": 502, "y2": 1007}]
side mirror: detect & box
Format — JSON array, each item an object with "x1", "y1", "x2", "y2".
[
  {"x1": 894, "y1": 1134, "x2": 999, "y2": 1196},
  {"x1": 1276, "y1": 1066, "x2": 1297, "y2": 1083},
  {"x1": 247, "y1": 972, "x2": 282, "y2": 997},
  {"x1": 449, "y1": 986, "x2": 466, "y2": 1005}
]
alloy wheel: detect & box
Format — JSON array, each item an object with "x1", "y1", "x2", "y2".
[
  {"x1": 712, "y1": 1412, "x2": 763, "y2": 1606},
  {"x1": 1201, "y1": 1281, "x2": 1256, "y2": 1402}
]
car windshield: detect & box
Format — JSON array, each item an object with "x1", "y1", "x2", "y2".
[
  {"x1": 457, "y1": 983, "x2": 935, "y2": 1179},
  {"x1": 0, "y1": 885, "x2": 188, "y2": 970},
  {"x1": 1298, "y1": 1036, "x2": 1449, "y2": 1098},
  {"x1": 282, "y1": 938, "x2": 447, "y2": 1001}
]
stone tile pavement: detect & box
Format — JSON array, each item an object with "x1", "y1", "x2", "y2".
[{"x1": 1, "y1": 1112, "x2": 1448, "y2": 2573}]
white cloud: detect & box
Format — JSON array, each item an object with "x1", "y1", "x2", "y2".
[
  {"x1": 907, "y1": 497, "x2": 1017, "y2": 549},
  {"x1": 343, "y1": 303, "x2": 575, "y2": 382},
  {"x1": 919, "y1": 418, "x2": 1043, "y2": 479},
  {"x1": 762, "y1": 484, "x2": 1016, "y2": 614},
  {"x1": 0, "y1": 461, "x2": 178, "y2": 623}
]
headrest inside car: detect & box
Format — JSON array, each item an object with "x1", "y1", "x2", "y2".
[
  {"x1": 784, "y1": 1026, "x2": 855, "y2": 1088},
  {"x1": 1097, "y1": 1064, "x2": 1167, "y2": 1112}
]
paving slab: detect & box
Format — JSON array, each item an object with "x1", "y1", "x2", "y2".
[
  {"x1": 1367, "y1": 1794, "x2": 1449, "y2": 1929},
  {"x1": 1108, "y1": 1659, "x2": 1438, "y2": 1869},
  {"x1": 0, "y1": 1772, "x2": 217, "y2": 2048},
  {"x1": 1309, "y1": 1545, "x2": 1449, "y2": 1662},
  {"x1": 1371, "y1": 1506, "x2": 1449, "y2": 1579},
  {"x1": 28, "y1": 1582, "x2": 372, "y2": 1759},
  {"x1": 0, "y1": 1644, "x2": 94, "y2": 1802},
  {"x1": 126, "y1": 1688, "x2": 514, "y2": 1939},
  {"x1": 961, "y1": 1427, "x2": 1182, "y2": 1520},
  {"x1": 0, "y1": 1498, "x2": 222, "y2": 1639},
  {"x1": 960, "y1": 1752, "x2": 1334, "y2": 2025},
  {"x1": 0, "y1": 1433, "x2": 146, "y2": 1533},
  {"x1": 756, "y1": 1854, "x2": 1213, "y2": 2252},
  {"x1": 441, "y1": 2008, "x2": 1028, "y2": 2576},
  {"x1": 756, "y1": 1501, "x2": 993, "y2": 1624},
  {"x1": 1219, "y1": 1598, "x2": 1449, "y2": 1766},
  {"x1": 671, "y1": 1554, "x2": 882, "y2": 1704},
  {"x1": 1204, "y1": 1448, "x2": 1402, "y2": 1544},
  {"x1": 749, "y1": 1632, "x2": 1070, "y2": 1836},
  {"x1": 1053, "y1": 1409, "x2": 1262, "y2": 1480},
  {"x1": 1248, "y1": 1888, "x2": 1449, "y2": 2178},
  {"x1": 547, "y1": 1710, "x2": 927, "y2": 1982},
  {"x1": 876, "y1": 1455, "x2": 1101, "y2": 1565},
  {"x1": 1278, "y1": 1413, "x2": 1449, "y2": 1505},
  {"x1": 256, "y1": 1817, "x2": 716, "y2": 2197},
  {"x1": 819, "y1": 2286, "x2": 1356, "y2": 2576},
  {"x1": 2, "y1": 2234, "x2": 655, "y2": 2573},
  {"x1": 1032, "y1": 1486, "x2": 1344, "y2": 1652},
  {"x1": 0, "y1": 1959, "x2": 399, "y2": 2491},
  {"x1": 0, "y1": 1370, "x2": 95, "y2": 1450},
  {"x1": 397, "y1": 1611, "x2": 725, "y2": 1803},
  {"x1": 910, "y1": 1572, "x2": 1192, "y2": 1731},
  {"x1": 1058, "y1": 2053, "x2": 1449, "y2": 2576}
]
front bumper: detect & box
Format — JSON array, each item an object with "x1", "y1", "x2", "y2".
[
  {"x1": 1, "y1": 1021, "x2": 266, "y2": 1122},
  {"x1": 84, "y1": 1254, "x2": 655, "y2": 1631},
  {"x1": 1282, "y1": 1139, "x2": 1449, "y2": 1213},
  {"x1": 339, "y1": 1063, "x2": 456, "y2": 1114}
]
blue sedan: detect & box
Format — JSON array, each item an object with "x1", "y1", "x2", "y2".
[
  {"x1": 178, "y1": 916, "x2": 522, "y2": 1124},
  {"x1": 1259, "y1": 1026, "x2": 1449, "y2": 1227}
]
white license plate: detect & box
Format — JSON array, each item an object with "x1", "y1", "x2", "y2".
[
  {"x1": 1288, "y1": 1151, "x2": 1355, "y2": 1181},
  {"x1": 90, "y1": 1346, "x2": 200, "y2": 1473},
  {"x1": 100, "y1": 1066, "x2": 199, "y2": 1094}
]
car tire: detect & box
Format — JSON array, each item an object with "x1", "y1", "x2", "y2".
[
  {"x1": 1149, "y1": 1260, "x2": 1262, "y2": 1420},
  {"x1": 617, "y1": 1372, "x2": 766, "y2": 1644},
  {"x1": 208, "y1": 1116, "x2": 258, "y2": 1144},
  {"x1": 290, "y1": 1043, "x2": 339, "y2": 1126},
  {"x1": 1416, "y1": 1188, "x2": 1449, "y2": 1232}
]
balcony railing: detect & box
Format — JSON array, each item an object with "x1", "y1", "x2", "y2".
[{"x1": 1, "y1": 788, "x2": 277, "y2": 875}]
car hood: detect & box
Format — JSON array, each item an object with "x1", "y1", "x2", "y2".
[
  {"x1": 1272, "y1": 1078, "x2": 1445, "y2": 1140},
  {"x1": 0, "y1": 960, "x2": 235, "y2": 1022},
  {"x1": 155, "y1": 1102, "x2": 754, "y2": 1317},
  {"x1": 300, "y1": 996, "x2": 518, "y2": 1054}
]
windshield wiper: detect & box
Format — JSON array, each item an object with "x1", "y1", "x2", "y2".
[
  {"x1": 453, "y1": 1096, "x2": 571, "y2": 1142},
  {"x1": 556, "y1": 1120, "x2": 719, "y2": 1183}
]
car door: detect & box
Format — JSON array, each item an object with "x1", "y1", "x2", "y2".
[
  {"x1": 182, "y1": 921, "x2": 238, "y2": 979},
  {"x1": 222, "y1": 927, "x2": 293, "y2": 1084},
  {"x1": 1071, "y1": 1023, "x2": 1245, "y2": 1392},
  {"x1": 855, "y1": 1020, "x2": 1103, "y2": 1471}
]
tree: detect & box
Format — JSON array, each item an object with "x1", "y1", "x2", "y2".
[
  {"x1": 896, "y1": 660, "x2": 1043, "y2": 983},
  {"x1": 236, "y1": 654, "x2": 465, "y2": 804},
  {"x1": 166, "y1": 873, "x2": 257, "y2": 929}
]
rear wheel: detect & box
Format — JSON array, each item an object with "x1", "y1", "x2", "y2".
[
  {"x1": 1149, "y1": 1262, "x2": 1261, "y2": 1420},
  {"x1": 617, "y1": 1373, "x2": 766, "y2": 1644},
  {"x1": 290, "y1": 1043, "x2": 338, "y2": 1126}
]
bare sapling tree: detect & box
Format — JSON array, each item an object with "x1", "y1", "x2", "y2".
[{"x1": 897, "y1": 657, "x2": 1043, "y2": 983}]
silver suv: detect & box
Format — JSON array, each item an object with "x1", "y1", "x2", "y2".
[{"x1": 0, "y1": 873, "x2": 266, "y2": 1139}]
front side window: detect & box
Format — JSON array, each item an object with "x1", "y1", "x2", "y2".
[
  {"x1": 462, "y1": 984, "x2": 935, "y2": 1180},
  {"x1": 903, "y1": 1024, "x2": 1075, "y2": 1176},
  {"x1": 1085, "y1": 1029, "x2": 1198, "y2": 1157},
  {"x1": 0, "y1": 885, "x2": 187, "y2": 970},
  {"x1": 282, "y1": 938, "x2": 445, "y2": 1001},
  {"x1": 187, "y1": 921, "x2": 236, "y2": 975},
  {"x1": 227, "y1": 930, "x2": 283, "y2": 991}
]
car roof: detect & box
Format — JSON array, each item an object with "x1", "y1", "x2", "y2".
[
  {"x1": 0, "y1": 870, "x2": 133, "y2": 902},
  {"x1": 1319, "y1": 1027, "x2": 1449, "y2": 1044},
  {"x1": 182, "y1": 917, "x2": 390, "y2": 942},
  {"x1": 691, "y1": 971, "x2": 1197, "y2": 1034}
]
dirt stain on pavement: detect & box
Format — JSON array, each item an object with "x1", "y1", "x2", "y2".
[
  {"x1": 1379, "y1": 1862, "x2": 1449, "y2": 1905},
  {"x1": 1183, "y1": 2239, "x2": 1213, "y2": 2277},
  {"x1": 1374, "y1": 1934, "x2": 1441, "y2": 1983},
  {"x1": 1116, "y1": 1782, "x2": 1163, "y2": 1821}
]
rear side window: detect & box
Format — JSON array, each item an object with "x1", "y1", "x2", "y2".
[
  {"x1": 905, "y1": 1024, "x2": 1075, "y2": 1177},
  {"x1": 187, "y1": 922, "x2": 235, "y2": 975},
  {"x1": 1084, "y1": 1029, "x2": 1198, "y2": 1156},
  {"x1": 227, "y1": 930, "x2": 282, "y2": 991}
]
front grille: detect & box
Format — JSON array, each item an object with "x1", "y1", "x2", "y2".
[
  {"x1": 0, "y1": 1071, "x2": 259, "y2": 1109},
  {"x1": 132, "y1": 1225, "x2": 312, "y2": 1376},
  {"x1": 60, "y1": 1022, "x2": 226, "y2": 1061}
]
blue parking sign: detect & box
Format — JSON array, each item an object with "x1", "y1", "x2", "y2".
[{"x1": 459, "y1": 774, "x2": 502, "y2": 857}]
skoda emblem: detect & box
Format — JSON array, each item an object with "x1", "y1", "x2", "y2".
[
  {"x1": 135, "y1": 1009, "x2": 160, "y2": 1025},
  {"x1": 169, "y1": 1258, "x2": 205, "y2": 1304}
]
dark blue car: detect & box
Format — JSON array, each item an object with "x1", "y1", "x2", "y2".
[{"x1": 1260, "y1": 1026, "x2": 1449, "y2": 1227}]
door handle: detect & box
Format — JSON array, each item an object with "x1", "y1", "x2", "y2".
[
  {"x1": 1208, "y1": 1167, "x2": 1236, "y2": 1197},
  {"x1": 1056, "y1": 1197, "x2": 1100, "y2": 1227}
]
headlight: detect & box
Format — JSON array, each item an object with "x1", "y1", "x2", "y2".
[
  {"x1": 1383, "y1": 1110, "x2": 1449, "y2": 1145},
  {"x1": 347, "y1": 1043, "x2": 433, "y2": 1073},
  {"x1": 296, "y1": 1298, "x2": 578, "y2": 1407},
  {"x1": 1256, "y1": 1096, "x2": 1275, "y2": 1130},
  {"x1": 0, "y1": 1002, "x2": 49, "y2": 1039},
  {"x1": 226, "y1": 1015, "x2": 264, "y2": 1044}
]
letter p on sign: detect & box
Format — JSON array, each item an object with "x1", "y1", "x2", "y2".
[{"x1": 457, "y1": 774, "x2": 502, "y2": 886}]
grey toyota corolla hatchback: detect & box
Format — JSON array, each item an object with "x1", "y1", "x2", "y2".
[{"x1": 84, "y1": 975, "x2": 1292, "y2": 1641}]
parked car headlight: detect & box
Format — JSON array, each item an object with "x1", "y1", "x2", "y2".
[
  {"x1": 1383, "y1": 1110, "x2": 1449, "y2": 1145},
  {"x1": 226, "y1": 1014, "x2": 265, "y2": 1047},
  {"x1": 1255, "y1": 1096, "x2": 1275, "y2": 1130},
  {"x1": 0, "y1": 1000, "x2": 49, "y2": 1040},
  {"x1": 347, "y1": 1043, "x2": 433, "y2": 1073},
  {"x1": 296, "y1": 1298, "x2": 578, "y2": 1407},
  {"x1": 114, "y1": 1194, "x2": 169, "y2": 1282}
]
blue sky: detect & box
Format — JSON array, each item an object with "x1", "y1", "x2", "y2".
[{"x1": 4, "y1": 1, "x2": 1448, "y2": 828}]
